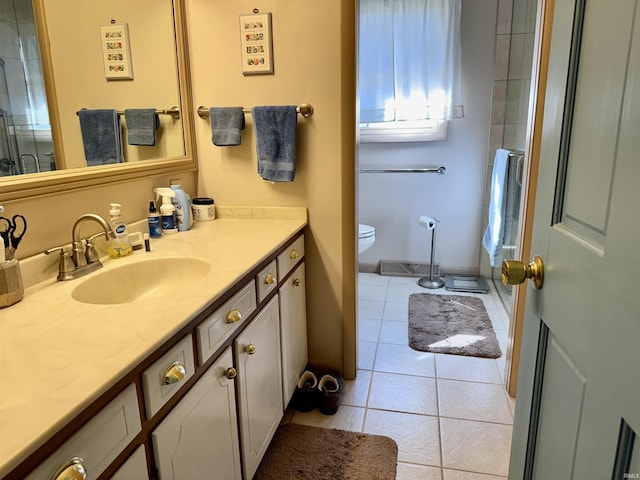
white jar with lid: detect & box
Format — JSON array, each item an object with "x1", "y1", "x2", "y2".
[{"x1": 191, "y1": 197, "x2": 215, "y2": 221}]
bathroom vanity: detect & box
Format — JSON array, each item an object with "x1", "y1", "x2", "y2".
[{"x1": 0, "y1": 207, "x2": 308, "y2": 480}]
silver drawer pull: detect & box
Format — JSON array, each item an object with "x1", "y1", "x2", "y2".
[
  {"x1": 290, "y1": 249, "x2": 299, "y2": 260},
  {"x1": 264, "y1": 273, "x2": 276, "y2": 285},
  {"x1": 226, "y1": 308, "x2": 242, "y2": 324},
  {"x1": 51, "y1": 457, "x2": 87, "y2": 480},
  {"x1": 162, "y1": 361, "x2": 187, "y2": 385}
]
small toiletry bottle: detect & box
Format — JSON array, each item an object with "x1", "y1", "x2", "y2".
[
  {"x1": 147, "y1": 201, "x2": 162, "y2": 238},
  {"x1": 170, "y1": 180, "x2": 191, "y2": 232},
  {"x1": 108, "y1": 203, "x2": 133, "y2": 258},
  {"x1": 155, "y1": 188, "x2": 178, "y2": 234}
]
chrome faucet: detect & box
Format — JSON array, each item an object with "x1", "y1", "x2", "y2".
[{"x1": 45, "y1": 213, "x2": 115, "y2": 281}]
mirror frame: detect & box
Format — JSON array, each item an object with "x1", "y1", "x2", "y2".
[{"x1": 0, "y1": 0, "x2": 197, "y2": 202}]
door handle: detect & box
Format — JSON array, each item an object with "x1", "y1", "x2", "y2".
[{"x1": 501, "y1": 255, "x2": 544, "y2": 289}]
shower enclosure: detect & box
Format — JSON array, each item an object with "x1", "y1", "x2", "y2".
[
  {"x1": 490, "y1": 0, "x2": 539, "y2": 310},
  {"x1": 0, "y1": 0, "x2": 53, "y2": 177}
]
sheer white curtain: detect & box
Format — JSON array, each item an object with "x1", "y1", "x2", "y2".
[{"x1": 359, "y1": 0, "x2": 464, "y2": 123}]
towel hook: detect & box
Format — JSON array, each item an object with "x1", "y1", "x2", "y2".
[{"x1": 253, "y1": 8, "x2": 260, "y2": 13}]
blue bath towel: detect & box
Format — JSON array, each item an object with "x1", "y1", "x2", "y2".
[
  {"x1": 78, "y1": 109, "x2": 124, "y2": 165},
  {"x1": 252, "y1": 106, "x2": 298, "y2": 182},
  {"x1": 210, "y1": 107, "x2": 245, "y2": 146},
  {"x1": 482, "y1": 149, "x2": 511, "y2": 266},
  {"x1": 124, "y1": 108, "x2": 159, "y2": 146}
]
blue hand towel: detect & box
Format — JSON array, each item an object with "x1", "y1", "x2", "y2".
[
  {"x1": 252, "y1": 106, "x2": 298, "y2": 182},
  {"x1": 210, "y1": 107, "x2": 245, "y2": 146},
  {"x1": 78, "y1": 109, "x2": 123, "y2": 166},
  {"x1": 124, "y1": 108, "x2": 159, "y2": 146},
  {"x1": 482, "y1": 149, "x2": 511, "y2": 266}
]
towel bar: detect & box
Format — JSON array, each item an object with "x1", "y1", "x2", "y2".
[
  {"x1": 197, "y1": 103, "x2": 314, "y2": 119},
  {"x1": 76, "y1": 106, "x2": 181, "y2": 119},
  {"x1": 359, "y1": 166, "x2": 446, "y2": 175}
]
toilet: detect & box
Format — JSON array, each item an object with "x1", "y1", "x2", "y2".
[{"x1": 358, "y1": 224, "x2": 376, "y2": 254}]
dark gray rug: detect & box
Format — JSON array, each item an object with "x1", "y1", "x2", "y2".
[
  {"x1": 254, "y1": 423, "x2": 398, "y2": 480},
  {"x1": 408, "y1": 293, "x2": 502, "y2": 358}
]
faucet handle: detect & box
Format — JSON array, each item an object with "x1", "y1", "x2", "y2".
[
  {"x1": 44, "y1": 246, "x2": 75, "y2": 279},
  {"x1": 85, "y1": 232, "x2": 106, "y2": 264}
]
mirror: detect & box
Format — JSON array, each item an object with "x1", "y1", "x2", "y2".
[{"x1": 0, "y1": 0, "x2": 196, "y2": 201}]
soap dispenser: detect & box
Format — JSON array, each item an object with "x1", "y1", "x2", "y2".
[{"x1": 108, "y1": 203, "x2": 133, "y2": 258}]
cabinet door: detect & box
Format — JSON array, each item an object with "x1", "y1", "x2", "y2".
[
  {"x1": 109, "y1": 446, "x2": 148, "y2": 480},
  {"x1": 279, "y1": 262, "x2": 308, "y2": 405},
  {"x1": 235, "y1": 295, "x2": 284, "y2": 480},
  {"x1": 152, "y1": 348, "x2": 241, "y2": 480}
]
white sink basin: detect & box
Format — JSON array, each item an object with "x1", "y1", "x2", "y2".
[{"x1": 71, "y1": 257, "x2": 211, "y2": 305}]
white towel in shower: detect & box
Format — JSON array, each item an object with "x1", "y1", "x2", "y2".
[{"x1": 482, "y1": 149, "x2": 511, "y2": 267}]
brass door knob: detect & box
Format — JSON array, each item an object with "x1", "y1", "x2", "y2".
[
  {"x1": 245, "y1": 344, "x2": 256, "y2": 355},
  {"x1": 264, "y1": 273, "x2": 276, "y2": 285},
  {"x1": 290, "y1": 249, "x2": 299, "y2": 260},
  {"x1": 224, "y1": 367, "x2": 237, "y2": 379},
  {"x1": 226, "y1": 308, "x2": 242, "y2": 324},
  {"x1": 51, "y1": 457, "x2": 87, "y2": 480},
  {"x1": 162, "y1": 361, "x2": 187, "y2": 385},
  {"x1": 292, "y1": 278, "x2": 302, "y2": 287},
  {"x1": 501, "y1": 255, "x2": 544, "y2": 289}
]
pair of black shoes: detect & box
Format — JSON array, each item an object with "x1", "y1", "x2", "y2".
[{"x1": 293, "y1": 370, "x2": 344, "y2": 415}]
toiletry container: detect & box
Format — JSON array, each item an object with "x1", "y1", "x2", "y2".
[
  {"x1": 155, "y1": 188, "x2": 178, "y2": 234},
  {"x1": 192, "y1": 197, "x2": 215, "y2": 222},
  {"x1": 170, "y1": 181, "x2": 191, "y2": 232},
  {"x1": 147, "y1": 201, "x2": 162, "y2": 238},
  {"x1": 108, "y1": 203, "x2": 132, "y2": 258}
]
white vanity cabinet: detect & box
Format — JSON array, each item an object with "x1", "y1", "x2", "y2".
[
  {"x1": 7, "y1": 229, "x2": 307, "y2": 480},
  {"x1": 235, "y1": 295, "x2": 284, "y2": 480},
  {"x1": 109, "y1": 446, "x2": 148, "y2": 479},
  {"x1": 24, "y1": 384, "x2": 140, "y2": 480},
  {"x1": 279, "y1": 262, "x2": 308, "y2": 405},
  {"x1": 152, "y1": 347, "x2": 242, "y2": 480}
]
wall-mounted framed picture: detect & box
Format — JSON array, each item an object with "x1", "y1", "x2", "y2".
[
  {"x1": 100, "y1": 23, "x2": 134, "y2": 80},
  {"x1": 239, "y1": 12, "x2": 274, "y2": 75}
]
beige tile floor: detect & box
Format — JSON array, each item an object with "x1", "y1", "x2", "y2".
[{"x1": 286, "y1": 273, "x2": 515, "y2": 479}]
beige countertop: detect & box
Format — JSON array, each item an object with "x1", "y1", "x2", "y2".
[{"x1": 0, "y1": 206, "x2": 307, "y2": 477}]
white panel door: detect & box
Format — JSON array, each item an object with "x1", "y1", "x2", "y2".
[
  {"x1": 235, "y1": 295, "x2": 283, "y2": 480},
  {"x1": 509, "y1": 0, "x2": 640, "y2": 478},
  {"x1": 152, "y1": 348, "x2": 241, "y2": 480}
]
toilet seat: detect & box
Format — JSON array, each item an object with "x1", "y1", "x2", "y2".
[{"x1": 359, "y1": 224, "x2": 375, "y2": 239}]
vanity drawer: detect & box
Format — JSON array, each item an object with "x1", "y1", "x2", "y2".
[
  {"x1": 142, "y1": 335, "x2": 195, "y2": 419},
  {"x1": 277, "y1": 235, "x2": 304, "y2": 281},
  {"x1": 25, "y1": 384, "x2": 140, "y2": 480},
  {"x1": 256, "y1": 260, "x2": 278, "y2": 303},
  {"x1": 196, "y1": 280, "x2": 257, "y2": 364}
]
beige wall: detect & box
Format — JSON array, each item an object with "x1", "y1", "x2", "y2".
[
  {"x1": 185, "y1": 0, "x2": 357, "y2": 375},
  {"x1": 3, "y1": 1, "x2": 356, "y2": 377},
  {"x1": 42, "y1": 0, "x2": 184, "y2": 167}
]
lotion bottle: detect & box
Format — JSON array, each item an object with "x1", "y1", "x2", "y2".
[
  {"x1": 108, "y1": 203, "x2": 132, "y2": 258},
  {"x1": 170, "y1": 180, "x2": 191, "y2": 232}
]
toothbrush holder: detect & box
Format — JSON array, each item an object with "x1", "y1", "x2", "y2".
[{"x1": 0, "y1": 259, "x2": 24, "y2": 308}]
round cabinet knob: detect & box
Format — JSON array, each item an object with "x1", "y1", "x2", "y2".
[
  {"x1": 290, "y1": 249, "x2": 299, "y2": 260},
  {"x1": 162, "y1": 361, "x2": 187, "y2": 385},
  {"x1": 245, "y1": 344, "x2": 256, "y2": 355},
  {"x1": 293, "y1": 278, "x2": 302, "y2": 287},
  {"x1": 226, "y1": 308, "x2": 242, "y2": 324},
  {"x1": 224, "y1": 367, "x2": 237, "y2": 379},
  {"x1": 264, "y1": 273, "x2": 276, "y2": 285},
  {"x1": 501, "y1": 255, "x2": 544, "y2": 289},
  {"x1": 51, "y1": 457, "x2": 87, "y2": 480}
]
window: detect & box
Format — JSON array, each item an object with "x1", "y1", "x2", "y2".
[{"x1": 358, "y1": 0, "x2": 463, "y2": 142}]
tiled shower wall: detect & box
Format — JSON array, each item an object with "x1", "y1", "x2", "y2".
[{"x1": 480, "y1": 0, "x2": 538, "y2": 285}]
